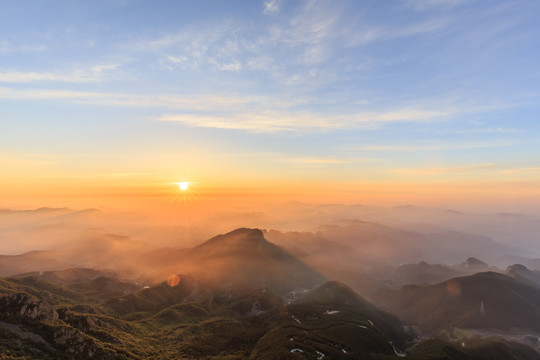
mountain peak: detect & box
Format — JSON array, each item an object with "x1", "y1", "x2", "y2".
[
  {"x1": 507, "y1": 263, "x2": 529, "y2": 273},
  {"x1": 193, "y1": 228, "x2": 269, "y2": 254},
  {"x1": 179, "y1": 228, "x2": 325, "y2": 293},
  {"x1": 463, "y1": 257, "x2": 488, "y2": 269},
  {"x1": 225, "y1": 228, "x2": 265, "y2": 241}
]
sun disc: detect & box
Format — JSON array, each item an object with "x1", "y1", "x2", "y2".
[{"x1": 178, "y1": 181, "x2": 189, "y2": 191}]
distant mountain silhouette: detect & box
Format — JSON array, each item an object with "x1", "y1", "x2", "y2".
[
  {"x1": 454, "y1": 257, "x2": 490, "y2": 273},
  {"x1": 0, "y1": 251, "x2": 73, "y2": 277},
  {"x1": 382, "y1": 261, "x2": 462, "y2": 287},
  {"x1": 506, "y1": 264, "x2": 540, "y2": 287},
  {"x1": 379, "y1": 272, "x2": 540, "y2": 333},
  {"x1": 283, "y1": 221, "x2": 512, "y2": 267},
  {"x1": 149, "y1": 228, "x2": 326, "y2": 293}
]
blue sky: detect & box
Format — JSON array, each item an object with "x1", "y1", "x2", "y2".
[{"x1": 1, "y1": 0, "x2": 540, "y2": 203}]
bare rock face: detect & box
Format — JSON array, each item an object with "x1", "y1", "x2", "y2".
[
  {"x1": 0, "y1": 293, "x2": 58, "y2": 322},
  {"x1": 51, "y1": 325, "x2": 97, "y2": 357},
  {"x1": 57, "y1": 307, "x2": 108, "y2": 332}
]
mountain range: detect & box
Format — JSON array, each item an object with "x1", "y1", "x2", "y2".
[{"x1": 1, "y1": 228, "x2": 539, "y2": 359}]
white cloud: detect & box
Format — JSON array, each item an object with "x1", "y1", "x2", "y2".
[
  {"x1": 0, "y1": 64, "x2": 120, "y2": 83},
  {"x1": 155, "y1": 112, "x2": 341, "y2": 132},
  {"x1": 154, "y1": 106, "x2": 453, "y2": 132},
  {"x1": 393, "y1": 163, "x2": 496, "y2": 175},
  {"x1": 0, "y1": 71, "x2": 98, "y2": 83},
  {"x1": 264, "y1": 0, "x2": 280, "y2": 14},
  {"x1": 0, "y1": 41, "x2": 46, "y2": 54},
  {"x1": 354, "y1": 140, "x2": 512, "y2": 152},
  {"x1": 407, "y1": 0, "x2": 467, "y2": 11},
  {"x1": 218, "y1": 61, "x2": 242, "y2": 72},
  {"x1": 280, "y1": 157, "x2": 354, "y2": 165},
  {"x1": 499, "y1": 167, "x2": 540, "y2": 175},
  {"x1": 0, "y1": 83, "x2": 522, "y2": 134},
  {"x1": 0, "y1": 87, "x2": 295, "y2": 113},
  {"x1": 454, "y1": 127, "x2": 518, "y2": 135},
  {"x1": 346, "y1": 17, "x2": 452, "y2": 47},
  {"x1": 375, "y1": 108, "x2": 450, "y2": 122},
  {"x1": 130, "y1": 22, "x2": 246, "y2": 73}
]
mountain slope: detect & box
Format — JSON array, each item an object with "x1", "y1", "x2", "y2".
[
  {"x1": 382, "y1": 261, "x2": 462, "y2": 288},
  {"x1": 1, "y1": 270, "x2": 539, "y2": 359},
  {"x1": 379, "y1": 272, "x2": 540, "y2": 333},
  {"x1": 506, "y1": 264, "x2": 540, "y2": 287},
  {"x1": 157, "y1": 228, "x2": 326, "y2": 293}
]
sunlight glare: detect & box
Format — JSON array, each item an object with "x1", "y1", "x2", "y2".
[{"x1": 178, "y1": 182, "x2": 189, "y2": 191}]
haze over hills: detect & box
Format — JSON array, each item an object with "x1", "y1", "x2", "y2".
[
  {"x1": 2, "y1": 208, "x2": 540, "y2": 358},
  {"x1": 1, "y1": 229, "x2": 539, "y2": 359},
  {"x1": 506, "y1": 264, "x2": 540, "y2": 288},
  {"x1": 144, "y1": 228, "x2": 326, "y2": 292},
  {"x1": 2, "y1": 205, "x2": 538, "y2": 263},
  {"x1": 377, "y1": 271, "x2": 540, "y2": 334}
]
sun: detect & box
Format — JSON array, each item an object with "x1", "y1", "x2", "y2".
[{"x1": 178, "y1": 182, "x2": 189, "y2": 191}]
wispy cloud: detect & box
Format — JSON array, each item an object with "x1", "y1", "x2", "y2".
[
  {"x1": 406, "y1": 0, "x2": 467, "y2": 11},
  {"x1": 0, "y1": 64, "x2": 120, "y2": 83},
  {"x1": 263, "y1": 0, "x2": 280, "y2": 14},
  {"x1": 354, "y1": 140, "x2": 513, "y2": 152},
  {"x1": 278, "y1": 157, "x2": 366, "y2": 166},
  {"x1": 155, "y1": 112, "x2": 343, "y2": 132},
  {"x1": 0, "y1": 41, "x2": 46, "y2": 54},
  {"x1": 263, "y1": 1, "x2": 343, "y2": 65},
  {"x1": 216, "y1": 60, "x2": 242, "y2": 72},
  {"x1": 130, "y1": 21, "x2": 245, "y2": 74},
  {"x1": 0, "y1": 87, "x2": 282, "y2": 110},
  {"x1": 346, "y1": 17, "x2": 452, "y2": 47},
  {"x1": 499, "y1": 167, "x2": 540, "y2": 175},
  {"x1": 0, "y1": 82, "x2": 523, "y2": 133},
  {"x1": 393, "y1": 163, "x2": 496, "y2": 176},
  {"x1": 0, "y1": 83, "x2": 502, "y2": 133},
  {"x1": 154, "y1": 106, "x2": 453, "y2": 132},
  {"x1": 375, "y1": 108, "x2": 450, "y2": 122},
  {"x1": 454, "y1": 127, "x2": 518, "y2": 135}
]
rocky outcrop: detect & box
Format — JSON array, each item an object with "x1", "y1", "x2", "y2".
[
  {"x1": 0, "y1": 293, "x2": 58, "y2": 323},
  {"x1": 50, "y1": 325, "x2": 100, "y2": 358}
]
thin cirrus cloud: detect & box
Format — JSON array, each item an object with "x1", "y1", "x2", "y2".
[
  {"x1": 345, "y1": 17, "x2": 452, "y2": 47},
  {"x1": 0, "y1": 87, "x2": 280, "y2": 111},
  {"x1": 154, "y1": 107, "x2": 452, "y2": 132},
  {"x1": 498, "y1": 167, "x2": 540, "y2": 175},
  {"x1": 0, "y1": 41, "x2": 46, "y2": 54},
  {"x1": 263, "y1": 0, "x2": 280, "y2": 14},
  {"x1": 354, "y1": 140, "x2": 513, "y2": 152},
  {"x1": 0, "y1": 64, "x2": 120, "y2": 83},
  {"x1": 132, "y1": 0, "x2": 452, "y2": 75},
  {"x1": 0, "y1": 80, "x2": 519, "y2": 135},
  {"x1": 279, "y1": 157, "x2": 361, "y2": 165},
  {"x1": 393, "y1": 163, "x2": 496, "y2": 176},
  {"x1": 131, "y1": 21, "x2": 243, "y2": 73},
  {"x1": 0, "y1": 80, "x2": 451, "y2": 128},
  {"x1": 406, "y1": 0, "x2": 467, "y2": 11},
  {"x1": 154, "y1": 112, "x2": 342, "y2": 132}
]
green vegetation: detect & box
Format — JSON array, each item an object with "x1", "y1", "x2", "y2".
[{"x1": 1, "y1": 273, "x2": 539, "y2": 360}]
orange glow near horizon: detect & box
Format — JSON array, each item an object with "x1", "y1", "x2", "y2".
[{"x1": 2, "y1": 175, "x2": 540, "y2": 216}]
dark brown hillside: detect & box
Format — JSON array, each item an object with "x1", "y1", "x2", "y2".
[{"x1": 379, "y1": 272, "x2": 540, "y2": 333}]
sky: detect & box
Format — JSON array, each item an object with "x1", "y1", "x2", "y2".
[{"x1": 1, "y1": 0, "x2": 540, "y2": 213}]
